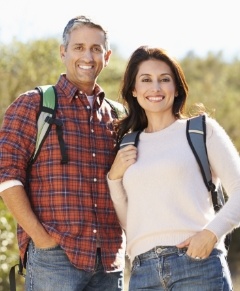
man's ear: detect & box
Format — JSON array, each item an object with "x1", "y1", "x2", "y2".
[
  {"x1": 60, "y1": 45, "x2": 66, "y2": 60},
  {"x1": 104, "y1": 50, "x2": 112, "y2": 67}
]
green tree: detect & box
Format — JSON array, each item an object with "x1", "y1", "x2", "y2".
[{"x1": 1, "y1": 39, "x2": 240, "y2": 290}]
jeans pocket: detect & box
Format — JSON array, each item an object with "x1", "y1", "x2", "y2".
[
  {"x1": 184, "y1": 253, "x2": 209, "y2": 262},
  {"x1": 34, "y1": 244, "x2": 60, "y2": 251}
]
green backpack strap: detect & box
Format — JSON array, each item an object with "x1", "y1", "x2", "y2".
[
  {"x1": 105, "y1": 98, "x2": 128, "y2": 119},
  {"x1": 33, "y1": 85, "x2": 57, "y2": 162},
  {"x1": 28, "y1": 85, "x2": 68, "y2": 166}
]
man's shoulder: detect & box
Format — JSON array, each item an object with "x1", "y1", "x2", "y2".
[
  {"x1": 17, "y1": 88, "x2": 41, "y2": 101},
  {"x1": 6, "y1": 89, "x2": 41, "y2": 115},
  {"x1": 104, "y1": 98, "x2": 127, "y2": 119}
]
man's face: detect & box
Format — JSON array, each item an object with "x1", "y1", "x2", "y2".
[{"x1": 60, "y1": 26, "x2": 111, "y2": 93}]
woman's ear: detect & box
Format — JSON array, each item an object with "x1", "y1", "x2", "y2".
[{"x1": 132, "y1": 90, "x2": 137, "y2": 97}]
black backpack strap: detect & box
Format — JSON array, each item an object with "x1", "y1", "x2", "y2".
[
  {"x1": 187, "y1": 115, "x2": 227, "y2": 210},
  {"x1": 9, "y1": 264, "x2": 18, "y2": 291},
  {"x1": 186, "y1": 115, "x2": 212, "y2": 190},
  {"x1": 119, "y1": 131, "x2": 141, "y2": 149},
  {"x1": 9, "y1": 257, "x2": 25, "y2": 291},
  {"x1": 44, "y1": 116, "x2": 68, "y2": 164},
  {"x1": 186, "y1": 115, "x2": 231, "y2": 250},
  {"x1": 186, "y1": 115, "x2": 221, "y2": 210}
]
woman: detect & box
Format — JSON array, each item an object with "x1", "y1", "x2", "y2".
[{"x1": 107, "y1": 46, "x2": 239, "y2": 290}]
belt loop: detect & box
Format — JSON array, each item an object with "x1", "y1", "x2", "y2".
[
  {"x1": 177, "y1": 247, "x2": 186, "y2": 256},
  {"x1": 133, "y1": 255, "x2": 140, "y2": 267},
  {"x1": 95, "y1": 248, "x2": 101, "y2": 266}
]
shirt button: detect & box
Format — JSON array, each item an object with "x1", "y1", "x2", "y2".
[
  {"x1": 87, "y1": 105, "x2": 91, "y2": 109},
  {"x1": 156, "y1": 247, "x2": 162, "y2": 254},
  {"x1": 94, "y1": 204, "x2": 97, "y2": 207},
  {"x1": 93, "y1": 229, "x2": 97, "y2": 233},
  {"x1": 93, "y1": 178, "x2": 97, "y2": 182},
  {"x1": 91, "y1": 129, "x2": 94, "y2": 133},
  {"x1": 92, "y1": 153, "x2": 96, "y2": 157}
]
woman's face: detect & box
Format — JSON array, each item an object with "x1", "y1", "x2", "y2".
[{"x1": 132, "y1": 59, "x2": 178, "y2": 118}]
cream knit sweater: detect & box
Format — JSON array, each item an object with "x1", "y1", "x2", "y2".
[{"x1": 107, "y1": 117, "x2": 240, "y2": 263}]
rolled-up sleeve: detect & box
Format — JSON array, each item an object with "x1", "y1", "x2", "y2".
[{"x1": 0, "y1": 91, "x2": 39, "y2": 185}]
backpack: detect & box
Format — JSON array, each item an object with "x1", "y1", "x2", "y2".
[
  {"x1": 28, "y1": 85, "x2": 127, "y2": 167},
  {"x1": 119, "y1": 114, "x2": 232, "y2": 251},
  {"x1": 9, "y1": 84, "x2": 127, "y2": 291}
]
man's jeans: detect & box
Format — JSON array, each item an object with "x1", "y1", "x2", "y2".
[
  {"x1": 129, "y1": 246, "x2": 233, "y2": 291},
  {"x1": 25, "y1": 241, "x2": 123, "y2": 291}
]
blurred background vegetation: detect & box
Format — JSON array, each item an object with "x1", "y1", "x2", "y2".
[{"x1": 0, "y1": 38, "x2": 240, "y2": 290}]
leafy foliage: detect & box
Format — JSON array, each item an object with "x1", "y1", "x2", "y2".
[{"x1": 0, "y1": 38, "x2": 240, "y2": 290}]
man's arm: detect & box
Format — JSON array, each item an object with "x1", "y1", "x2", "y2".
[{"x1": 0, "y1": 185, "x2": 57, "y2": 248}]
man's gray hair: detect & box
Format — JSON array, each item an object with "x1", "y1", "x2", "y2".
[{"x1": 62, "y1": 15, "x2": 110, "y2": 51}]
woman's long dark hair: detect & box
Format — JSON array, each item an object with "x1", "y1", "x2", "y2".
[{"x1": 116, "y1": 46, "x2": 189, "y2": 144}]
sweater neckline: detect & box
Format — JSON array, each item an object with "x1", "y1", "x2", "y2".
[{"x1": 142, "y1": 119, "x2": 181, "y2": 136}]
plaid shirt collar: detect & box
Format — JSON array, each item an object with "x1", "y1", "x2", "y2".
[{"x1": 58, "y1": 74, "x2": 105, "y2": 105}]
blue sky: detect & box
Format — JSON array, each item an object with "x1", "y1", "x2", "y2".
[{"x1": 1, "y1": 0, "x2": 239, "y2": 61}]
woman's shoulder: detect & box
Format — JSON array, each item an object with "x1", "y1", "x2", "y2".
[
  {"x1": 205, "y1": 114, "x2": 225, "y2": 132},
  {"x1": 204, "y1": 114, "x2": 233, "y2": 145}
]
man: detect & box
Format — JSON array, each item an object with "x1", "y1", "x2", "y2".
[{"x1": 0, "y1": 16, "x2": 125, "y2": 291}]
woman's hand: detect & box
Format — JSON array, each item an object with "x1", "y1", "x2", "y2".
[
  {"x1": 108, "y1": 145, "x2": 137, "y2": 180},
  {"x1": 176, "y1": 229, "x2": 217, "y2": 259}
]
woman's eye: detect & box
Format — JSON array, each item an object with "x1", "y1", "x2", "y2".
[
  {"x1": 161, "y1": 78, "x2": 170, "y2": 82},
  {"x1": 142, "y1": 78, "x2": 151, "y2": 82}
]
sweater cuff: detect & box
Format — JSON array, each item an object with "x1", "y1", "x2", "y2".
[{"x1": 107, "y1": 173, "x2": 126, "y2": 200}]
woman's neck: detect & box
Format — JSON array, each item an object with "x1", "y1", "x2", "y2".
[{"x1": 144, "y1": 115, "x2": 177, "y2": 133}]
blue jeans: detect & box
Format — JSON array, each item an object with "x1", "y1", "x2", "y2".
[
  {"x1": 25, "y1": 241, "x2": 123, "y2": 291},
  {"x1": 129, "y1": 246, "x2": 233, "y2": 291}
]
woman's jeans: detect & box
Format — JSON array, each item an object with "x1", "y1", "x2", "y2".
[
  {"x1": 129, "y1": 246, "x2": 233, "y2": 291},
  {"x1": 25, "y1": 241, "x2": 123, "y2": 291}
]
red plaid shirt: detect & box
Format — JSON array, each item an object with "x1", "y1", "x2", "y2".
[{"x1": 0, "y1": 74, "x2": 125, "y2": 272}]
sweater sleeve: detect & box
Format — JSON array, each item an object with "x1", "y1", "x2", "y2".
[
  {"x1": 204, "y1": 117, "x2": 240, "y2": 239},
  {"x1": 107, "y1": 173, "x2": 128, "y2": 230}
]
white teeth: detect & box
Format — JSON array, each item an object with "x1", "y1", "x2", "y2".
[
  {"x1": 79, "y1": 65, "x2": 92, "y2": 69},
  {"x1": 148, "y1": 97, "x2": 164, "y2": 101}
]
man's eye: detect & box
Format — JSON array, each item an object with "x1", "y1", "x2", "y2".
[{"x1": 93, "y1": 47, "x2": 102, "y2": 52}]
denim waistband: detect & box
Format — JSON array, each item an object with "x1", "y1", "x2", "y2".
[{"x1": 133, "y1": 246, "x2": 187, "y2": 263}]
